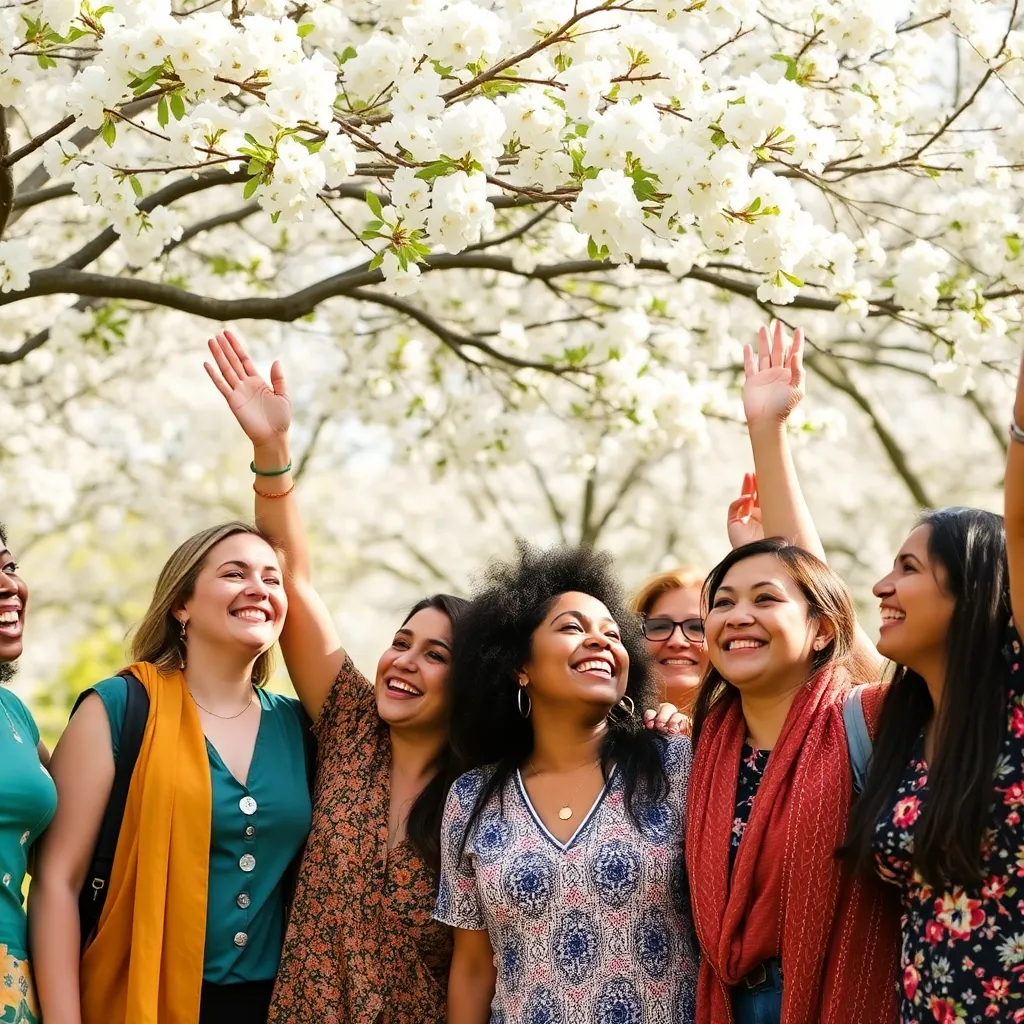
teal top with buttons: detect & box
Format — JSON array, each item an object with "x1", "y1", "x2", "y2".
[
  {"x1": 89, "y1": 677, "x2": 312, "y2": 984},
  {"x1": 0, "y1": 687, "x2": 57, "y2": 958}
]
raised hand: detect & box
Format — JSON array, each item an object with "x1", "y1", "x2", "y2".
[
  {"x1": 204, "y1": 331, "x2": 291, "y2": 448},
  {"x1": 742, "y1": 321, "x2": 805, "y2": 428},
  {"x1": 727, "y1": 471, "x2": 764, "y2": 548}
]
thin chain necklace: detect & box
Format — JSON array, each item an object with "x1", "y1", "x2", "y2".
[
  {"x1": 189, "y1": 688, "x2": 255, "y2": 720},
  {"x1": 1, "y1": 698, "x2": 22, "y2": 743},
  {"x1": 527, "y1": 757, "x2": 601, "y2": 821}
]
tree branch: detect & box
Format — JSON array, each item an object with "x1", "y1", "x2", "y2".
[
  {"x1": 807, "y1": 354, "x2": 934, "y2": 507},
  {"x1": 0, "y1": 109, "x2": 14, "y2": 240}
]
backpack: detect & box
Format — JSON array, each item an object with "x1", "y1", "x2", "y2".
[
  {"x1": 842, "y1": 684, "x2": 874, "y2": 794},
  {"x1": 73, "y1": 671, "x2": 316, "y2": 951}
]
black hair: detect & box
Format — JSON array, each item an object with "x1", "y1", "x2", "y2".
[
  {"x1": 843, "y1": 507, "x2": 1009, "y2": 888},
  {"x1": 448, "y1": 543, "x2": 667, "y2": 853},
  {"x1": 0, "y1": 523, "x2": 14, "y2": 683},
  {"x1": 691, "y1": 538, "x2": 859, "y2": 749},
  {"x1": 402, "y1": 593, "x2": 470, "y2": 872}
]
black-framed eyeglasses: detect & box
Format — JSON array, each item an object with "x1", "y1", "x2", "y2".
[{"x1": 642, "y1": 617, "x2": 704, "y2": 643}]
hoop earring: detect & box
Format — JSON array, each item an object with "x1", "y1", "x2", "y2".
[
  {"x1": 517, "y1": 686, "x2": 532, "y2": 719},
  {"x1": 618, "y1": 695, "x2": 635, "y2": 716}
]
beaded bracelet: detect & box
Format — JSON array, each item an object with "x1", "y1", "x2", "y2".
[
  {"x1": 250, "y1": 460, "x2": 292, "y2": 477},
  {"x1": 253, "y1": 482, "x2": 296, "y2": 500}
]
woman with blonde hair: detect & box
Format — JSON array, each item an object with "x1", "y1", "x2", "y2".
[
  {"x1": 30, "y1": 522, "x2": 313, "y2": 1024},
  {"x1": 632, "y1": 566, "x2": 708, "y2": 714}
]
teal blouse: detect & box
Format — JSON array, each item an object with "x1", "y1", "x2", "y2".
[
  {"x1": 0, "y1": 687, "x2": 57, "y2": 958},
  {"x1": 90, "y1": 678, "x2": 312, "y2": 984}
]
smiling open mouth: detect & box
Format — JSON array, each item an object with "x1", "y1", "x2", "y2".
[
  {"x1": 574, "y1": 659, "x2": 613, "y2": 677},
  {"x1": 232, "y1": 608, "x2": 270, "y2": 623},
  {"x1": 0, "y1": 610, "x2": 22, "y2": 638},
  {"x1": 725, "y1": 639, "x2": 766, "y2": 651},
  {"x1": 386, "y1": 678, "x2": 423, "y2": 697}
]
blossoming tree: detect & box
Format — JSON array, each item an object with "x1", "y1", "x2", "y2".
[{"x1": 1, "y1": 0, "x2": 1021, "y2": 705}]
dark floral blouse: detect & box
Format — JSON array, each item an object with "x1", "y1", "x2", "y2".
[
  {"x1": 872, "y1": 629, "x2": 1024, "y2": 1024},
  {"x1": 268, "y1": 657, "x2": 452, "y2": 1024},
  {"x1": 731, "y1": 742, "x2": 770, "y2": 867}
]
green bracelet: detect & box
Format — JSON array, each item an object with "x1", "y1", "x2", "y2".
[{"x1": 250, "y1": 460, "x2": 292, "y2": 477}]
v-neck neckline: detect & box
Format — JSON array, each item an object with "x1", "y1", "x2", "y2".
[
  {"x1": 515, "y1": 766, "x2": 615, "y2": 852},
  {"x1": 204, "y1": 688, "x2": 267, "y2": 790}
]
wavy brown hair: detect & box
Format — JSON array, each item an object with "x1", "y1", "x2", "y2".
[{"x1": 130, "y1": 522, "x2": 280, "y2": 685}]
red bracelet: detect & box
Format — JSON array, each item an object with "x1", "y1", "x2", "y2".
[{"x1": 253, "y1": 482, "x2": 296, "y2": 499}]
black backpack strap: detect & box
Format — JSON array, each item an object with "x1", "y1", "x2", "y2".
[{"x1": 76, "y1": 669, "x2": 150, "y2": 950}]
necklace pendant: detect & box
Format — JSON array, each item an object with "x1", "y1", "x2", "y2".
[{"x1": 558, "y1": 806, "x2": 573, "y2": 820}]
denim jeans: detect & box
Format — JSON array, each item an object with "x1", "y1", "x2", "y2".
[{"x1": 731, "y1": 959, "x2": 783, "y2": 1024}]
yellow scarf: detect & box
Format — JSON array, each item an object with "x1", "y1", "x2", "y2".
[{"x1": 80, "y1": 662, "x2": 211, "y2": 1024}]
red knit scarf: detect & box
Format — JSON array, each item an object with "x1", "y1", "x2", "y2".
[{"x1": 686, "y1": 668, "x2": 899, "y2": 1024}]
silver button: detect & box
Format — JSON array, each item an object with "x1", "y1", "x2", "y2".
[
  {"x1": 237, "y1": 892, "x2": 251, "y2": 910},
  {"x1": 245, "y1": 825, "x2": 255, "y2": 838},
  {"x1": 233, "y1": 931, "x2": 248, "y2": 947},
  {"x1": 239, "y1": 854, "x2": 256, "y2": 872},
  {"x1": 239, "y1": 796, "x2": 257, "y2": 815}
]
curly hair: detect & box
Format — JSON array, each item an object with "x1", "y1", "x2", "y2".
[
  {"x1": 0, "y1": 523, "x2": 7, "y2": 548},
  {"x1": 448, "y1": 543, "x2": 668, "y2": 849}
]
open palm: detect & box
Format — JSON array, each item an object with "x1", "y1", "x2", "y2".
[
  {"x1": 742, "y1": 322, "x2": 805, "y2": 427},
  {"x1": 204, "y1": 330, "x2": 291, "y2": 447}
]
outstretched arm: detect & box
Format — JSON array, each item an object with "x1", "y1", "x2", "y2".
[
  {"x1": 742, "y1": 323, "x2": 826, "y2": 561},
  {"x1": 743, "y1": 322, "x2": 881, "y2": 675},
  {"x1": 206, "y1": 331, "x2": 344, "y2": 720},
  {"x1": 1006, "y1": 350, "x2": 1024, "y2": 628}
]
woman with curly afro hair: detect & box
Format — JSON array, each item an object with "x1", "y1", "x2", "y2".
[{"x1": 435, "y1": 544, "x2": 699, "y2": 1024}]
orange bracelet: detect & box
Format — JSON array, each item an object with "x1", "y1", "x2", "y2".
[{"x1": 253, "y1": 482, "x2": 296, "y2": 499}]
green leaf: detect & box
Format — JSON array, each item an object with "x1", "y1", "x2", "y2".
[
  {"x1": 157, "y1": 95, "x2": 169, "y2": 128},
  {"x1": 170, "y1": 91, "x2": 186, "y2": 121},
  {"x1": 365, "y1": 191, "x2": 383, "y2": 218},
  {"x1": 129, "y1": 175, "x2": 143, "y2": 198},
  {"x1": 35, "y1": 53, "x2": 57, "y2": 70},
  {"x1": 270, "y1": 211, "x2": 281, "y2": 224},
  {"x1": 368, "y1": 251, "x2": 385, "y2": 271},
  {"x1": 414, "y1": 159, "x2": 454, "y2": 182},
  {"x1": 336, "y1": 45, "x2": 358, "y2": 64},
  {"x1": 242, "y1": 175, "x2": 260, "y2": 200},
  {"x1": 780, "y1": 270, "x2": 804, "y2": 286},
  {"x1": 297, "y1": 21, "x2": 315, "y2": 37},
  {"x1": 748, "y1": 196, "x2": 761, "y2": 213},
  {"x1": 101, "y1": 118, "x2": 116, "y2": 147},
  {"x1": 1007, "y1": 234, "x2": 1022, "y2": 258}
]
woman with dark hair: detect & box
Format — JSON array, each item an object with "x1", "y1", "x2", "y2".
[
  {"x1": 436, "y1": 544, "x2": 699, "y2": 1023},
  {"x1": 0, "y1": 524, "x2": 56, "y2": 1024},
  {"x1": 743, "y1": 321, "x2": 1024, "y2": 1021},
  {"x1": 206, "y1": 331, "x2": 468, "y2": 1023},
  {"x1": 687, "y1": 538, "x2": 898, "y2": 1024}
]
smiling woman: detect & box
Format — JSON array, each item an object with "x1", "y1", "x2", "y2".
[
  {"x1": 0, "y1": 524, "x2": 58, "y2": 1024},
  {"x1": 686, "y1": 539, "x2": 898, "y2": 1024},
  {"x1": 437, "y1": 544, "x2": 699, "y2": 1024},
  {"x1": 29, "y1": 522, "x2": 314, "y2": 1024}
]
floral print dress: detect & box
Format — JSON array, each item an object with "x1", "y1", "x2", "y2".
[
  {"x1": 268, "y1": 657, "x2": 452, "y2": 1024},
  {"x1": 731, "y1": 742, "x2": 770, "y2": 867},
  {"x1": 872, "y1": 630, "x2": 1024, "y2": 1023}
]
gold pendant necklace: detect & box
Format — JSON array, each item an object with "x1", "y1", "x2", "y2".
[{"x1": 528, "y1": 758, "x2": 600, "y2": 821}]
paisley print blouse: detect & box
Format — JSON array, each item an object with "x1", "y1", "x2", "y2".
[
  {"x1": 872, "y1": 629, "x2": 1024, "y2": 1023},
  {"x1": 435, "y1": 735, "x2": 699, "y2": 1024},
  {"x1": 269, "y1": 657, "x2": 452, "y2": 1024}
]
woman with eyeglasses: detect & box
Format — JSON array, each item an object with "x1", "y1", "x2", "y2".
[
  {"x1": 633, "y1": 477, "x2": 764, "y2": 718},
  {"x1": 632, "y1": 569, "x2": 708, "y2": 716}
]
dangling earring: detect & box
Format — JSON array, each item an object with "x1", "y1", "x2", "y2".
[
  {"x1": 618, "y1": 695, "x2": 635, "y2": 716},
  {"x1": 178, "y1": 618, "x2": 188, "y2": 670},
  {"x1": 517, "y1": 685, "x2": 532, "y2": 719}
]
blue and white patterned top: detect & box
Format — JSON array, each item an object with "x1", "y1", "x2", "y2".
[{"x1": 434, "y1": 735, "x2": 698, "y2": 1024}]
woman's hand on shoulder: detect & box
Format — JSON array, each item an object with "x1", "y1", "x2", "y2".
[
  {"x1": 204, "y1": 330, "x2": 291, "y2": 448},
  {"x1": 643, "y1": 703, "x2": 690, "y2": 736}
]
